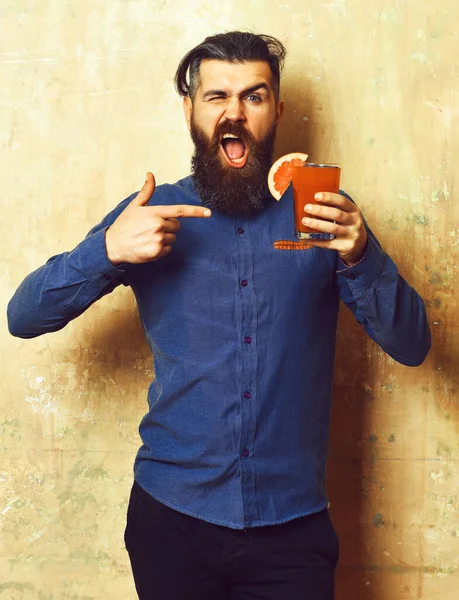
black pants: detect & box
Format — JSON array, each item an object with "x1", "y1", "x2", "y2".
[{"x1": 125, "y1": 481, "x2": 339, "y2": 600}]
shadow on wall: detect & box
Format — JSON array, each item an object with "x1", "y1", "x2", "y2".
[
  {"x1": 328, "y1": 306, "x2": 373, "y2": 600},
  {"x1": 274, "y1": 80, "x2": 322, "y2": 161},
  {"x1": 424, "y1": 292, "x2": 458, "y2": 429},
  {"x1": 51, "y1": 303, "x2": 152, "y2": 423},
  {"x1": 275, "y1": 83, "x2": 375, "y2": 598}
]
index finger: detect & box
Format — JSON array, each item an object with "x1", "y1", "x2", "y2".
[{"x1": 152, "y1": 205, "x2": 212, "y2": 219}]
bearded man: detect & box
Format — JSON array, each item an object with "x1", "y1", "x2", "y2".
[{"x1": 8, "y1": 31, "x2": 430, "y2": 600}]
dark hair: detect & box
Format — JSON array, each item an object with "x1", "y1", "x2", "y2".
[{"x1": 174, "y1": 31, "x2": 286, "y2": 101}]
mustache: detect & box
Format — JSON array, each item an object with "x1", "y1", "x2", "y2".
[{"x1": 213, "y1": 121, "x2": 255, "y2": 146}]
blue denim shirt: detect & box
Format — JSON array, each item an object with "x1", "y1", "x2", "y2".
[{"x1": 7, "y1": 176, "x2": 431, "y2": 528}]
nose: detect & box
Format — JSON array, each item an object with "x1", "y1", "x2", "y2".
[{"x1": 224, "y1": 97, "x2": 245, "y2": 122}]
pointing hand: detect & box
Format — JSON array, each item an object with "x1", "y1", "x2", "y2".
[{"x1": 105, "y1": 172, "x2": 212, "y2": 265}]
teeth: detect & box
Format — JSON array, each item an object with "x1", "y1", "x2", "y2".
[
  {"x1": 222, "y1": 133, "x2": 239, "y2": 139},
  {"x1": 230, "y1": 156, "x2": 244, "y2": 164}
]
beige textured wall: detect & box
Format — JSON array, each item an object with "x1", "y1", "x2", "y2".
[{"x1": 1, "y1": 1, "x2": 458, "y2": 598}]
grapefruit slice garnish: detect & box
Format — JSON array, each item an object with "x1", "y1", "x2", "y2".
[{"x1": 267, "y1": 152, "x2": 308, "y2": 201}]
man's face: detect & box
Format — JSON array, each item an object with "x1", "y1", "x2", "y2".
[{"x1": 184, "y1": 59, "x2": 284, "y2": 214}]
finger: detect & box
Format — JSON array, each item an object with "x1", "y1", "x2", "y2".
[
  {"x1": 131, "y1": 171, "x2": 156, "y2": 207},
  {"x1": 140, "y1": 214, "x2": 181, "y2": 232},
  {"x1": 155, "y1": 245, "x2": 172, "y2": 260},
  {"x1": 304, "y1": 203, "x2": 351, "y2": 224},
  {"x1": 153, "y1": 205, "x2": 212, "y2": 219},
  {"x1": 162, "y1": 233, "x2": 177, "y2": 245},
  {"x1": 315, "y1": 192, "x2": 356, "y2": 212},
  {"x1": 162, "y1": 219, "x2": 181, "y2": 233},
  {"x1": 301, "y1": 216, "x2": 343, "y2": 237}
]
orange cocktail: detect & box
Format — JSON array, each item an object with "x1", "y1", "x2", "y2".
[{"x1": 292, "y1": 163, "x2": 341, "y2": 240}]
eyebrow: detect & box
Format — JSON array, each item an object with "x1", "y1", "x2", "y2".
[{"x1": 202, "y1": 83, "x2": 271, "y2": 100}]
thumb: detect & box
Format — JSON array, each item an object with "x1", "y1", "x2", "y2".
[{"x1": 131, "y1": 171, "x2": 156, "y2": 207}]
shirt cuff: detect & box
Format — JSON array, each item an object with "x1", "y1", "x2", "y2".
[
  {"x1": 79, "y1": 227, "x2": 128, "y2": 283},
  {"x1": 336, "y1": 234, "x2": 385, "y2": 295}
]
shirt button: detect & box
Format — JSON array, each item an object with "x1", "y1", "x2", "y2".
[
  {"x1": 243, "y1": 390, "x2": 252, "y2": 399},
  {"x1": 242, "y1": 449, "x2": 249, "y2": 457},
  {"x1": 240, "y1": 279, "x2": 248, "y2": 287},
  {"x1": 348, "y1": 272, "x2": 356, "y2": 280},
  {"x1": 244, "y1": 336, "x2": 252, "y2": 344},
  {"x1": 237, "y1": 227, "x2": 245, "y2": 234}
]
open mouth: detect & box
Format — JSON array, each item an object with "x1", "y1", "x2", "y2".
[{"x1": 220, "y1": 133, "x2": 248, "y2": 168}]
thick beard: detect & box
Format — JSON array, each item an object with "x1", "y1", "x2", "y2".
[{"x1": 190, "y1": 118, "x2": 277, "y2": 215}]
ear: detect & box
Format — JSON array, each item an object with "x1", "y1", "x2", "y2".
[
  {"x1": 183, "y1": 96, "x2": 193, "y2": 131},
  {"x1": 275, "y1": 100, "x2": 284, "y2": 125}
]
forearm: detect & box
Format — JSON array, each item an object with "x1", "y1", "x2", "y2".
[
  {"x1": 7, "y1": 228, "x2": 127, "y2": 338},
  {"x1": 338, "y1": 233, "x2": 431, "y2": 366}
]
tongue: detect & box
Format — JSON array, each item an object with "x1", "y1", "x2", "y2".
[{"x1": 223, "y1": 138, "x2": 245, "y2": 160}]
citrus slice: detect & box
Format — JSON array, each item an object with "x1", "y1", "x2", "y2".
[{"x1": 267, "y1": 152, "x2": 308, "y2": 200}]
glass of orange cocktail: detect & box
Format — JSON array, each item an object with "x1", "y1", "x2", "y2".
[{"x1": 292, "y1": 163, "x2": 341, "y2": 240}]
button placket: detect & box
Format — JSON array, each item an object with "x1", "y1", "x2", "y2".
[{"x1": 236, "y1": 219, "x2": 259, "y2": 525}]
